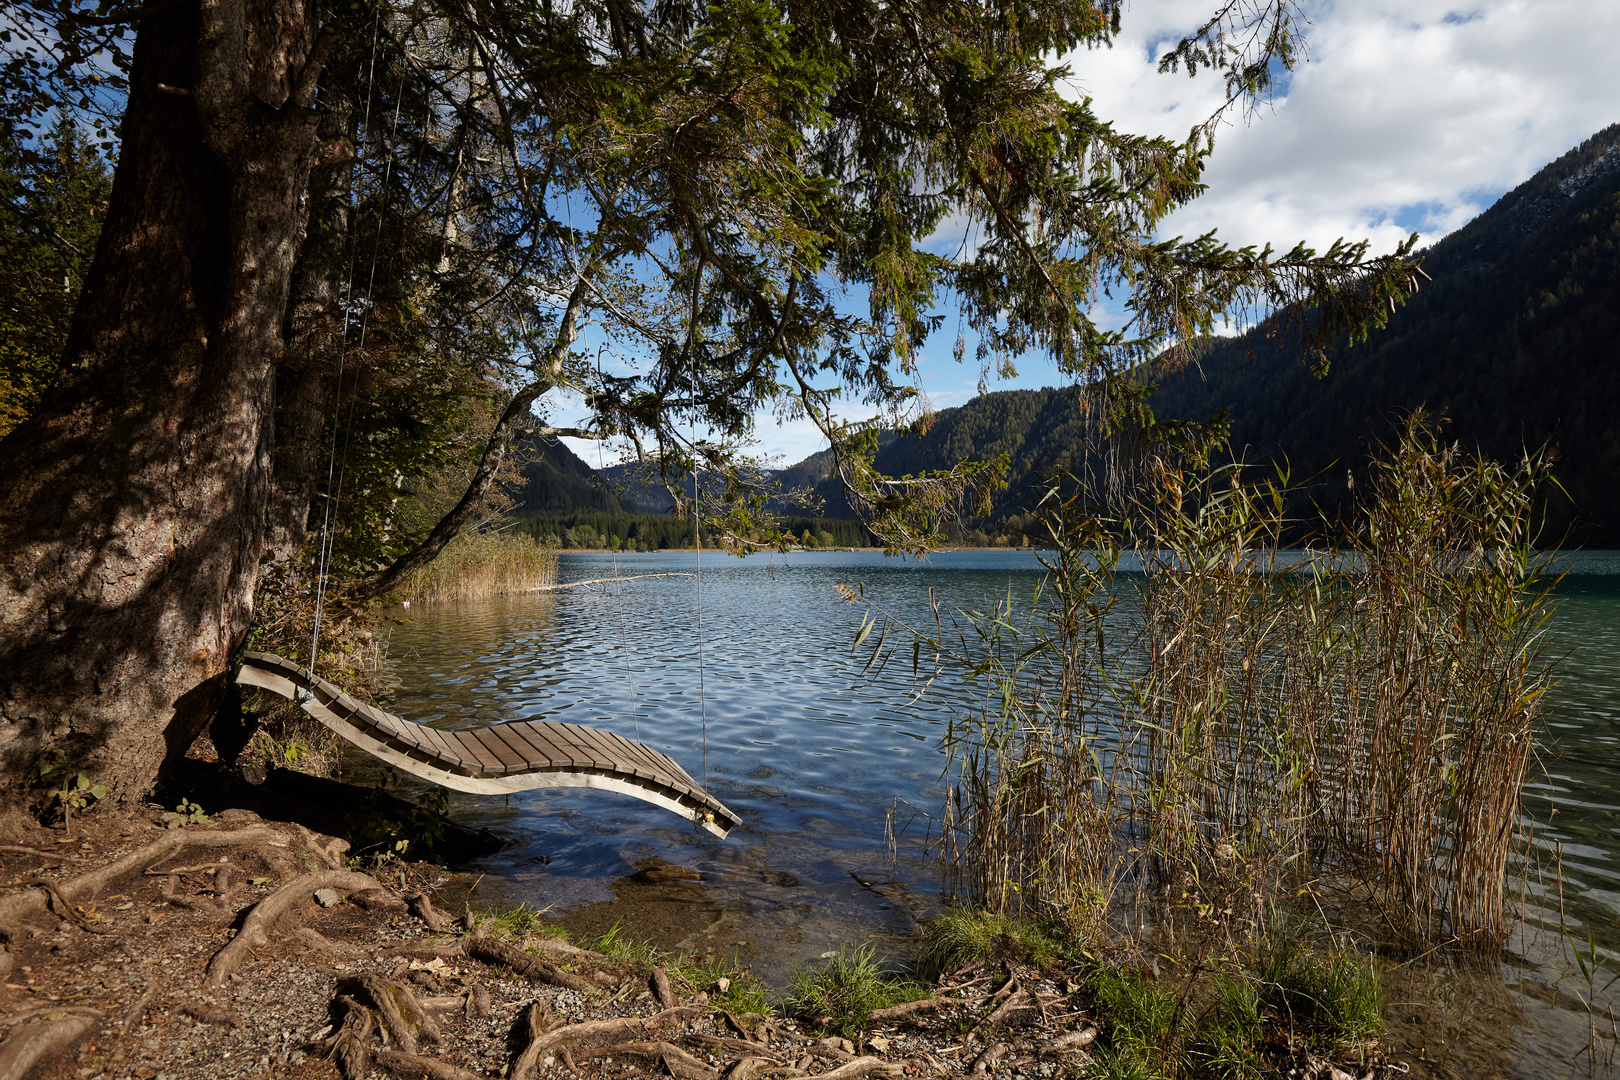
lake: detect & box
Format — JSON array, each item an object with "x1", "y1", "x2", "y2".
[{"x1": 377, "y1": 548, "x2": 1620, "y2": 1079}]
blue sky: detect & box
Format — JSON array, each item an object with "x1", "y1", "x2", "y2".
[{"x1": 559, "y1": 0, "x2": 1620, "y2": 468}]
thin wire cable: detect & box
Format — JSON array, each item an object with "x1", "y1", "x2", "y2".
[
  {"x1": 308, "y1": 56, "x2": 407, "y2": 677},
  {"x1": 595, "y1": 347, "x2": 639, "y2": 740},
  {"x1": 305, "y1": 15, "x2": 382, "y2": 683},
  {"x1": 690, "y1": 381, "x2": 708, "y2": 790}
]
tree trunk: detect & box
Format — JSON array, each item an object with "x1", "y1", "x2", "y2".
[{"x1": 0, "y1": 0, "x2": 330, "y2": 800}]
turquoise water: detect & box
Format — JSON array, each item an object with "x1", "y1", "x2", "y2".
[{"x1": 380, "y1": 548, "x2": 1620, "y2": 1078}]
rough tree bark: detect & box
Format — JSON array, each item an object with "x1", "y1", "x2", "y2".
[{"x1": 0, "y1": 0, "x2": 337, "y2": 798}]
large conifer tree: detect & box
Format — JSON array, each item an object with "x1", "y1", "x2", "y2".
[{"x1": 0, "y1": 0, "x2": 1421, "y2": 800}]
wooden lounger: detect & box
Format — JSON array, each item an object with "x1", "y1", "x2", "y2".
[{"x1": 235, "y1": 650, "x2": 740, "y2": 838}]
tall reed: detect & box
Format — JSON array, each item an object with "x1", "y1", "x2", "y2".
[
  {"x1": 398, "y1": 529, "x2": 558, "y2": 603},
  {"x1": 899, "y1": 414, "x2": 1555, "y2": 947}
]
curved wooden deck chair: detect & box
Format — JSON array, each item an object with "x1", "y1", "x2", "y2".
[{"x1": 236, "y1": 650, "x2": 740, "y2": 838}]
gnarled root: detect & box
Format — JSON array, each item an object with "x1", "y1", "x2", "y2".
[
  {"x1": 374, "y1": 1049, "x2": 487, "y2": 1080},
  {"x1": 0, "y1": 1006, "x2": 102, "y2": 1080},
  {"x1": 0, "y1": 827, "x2": 288, "y2": 942},
  {"x1": 205, "y1": 869, "x2": 383, "y2": 986},
  {"x1": 464, "y1": 936, "x2": 594, "y2": 992}
]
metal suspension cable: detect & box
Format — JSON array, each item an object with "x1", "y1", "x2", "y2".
[
  {"x1": 690, "y1": 375, "x2": 708, "y2": 791},
  {"x1": 307, "y1": 39, "x2": 406, "y2": 680},
  {"x1": 595, "y1": 346, "x2": 639, "y2": 740}
]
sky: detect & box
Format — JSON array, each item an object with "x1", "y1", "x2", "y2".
[{"x1": 560, "y1": 0, "x2": 1620, "y2": 468}]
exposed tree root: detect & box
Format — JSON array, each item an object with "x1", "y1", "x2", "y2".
[
  {"x1": 178, "y1": 1002, "x2": 243, "y2": 1027},
  {"x1": 0, "y1": 1006, "x2": 101, "y2": 1080},
  {"x1": 464, "y1": 936, "x2": 594, "y2": 992},
  {"x1": 406, "y1": 892, "x2": 450, "y2": 932},
  {"x1": 586, "y1": 1039, "x2": 720, "y2": 1080},
  {"x1": 356, "y1": 974, "x2": 440, "y2": 1053},
  {"x1": 204, "y1": 869, "x2": 383, "y2": 986},
  {"x1": 867, "y1": 996, "x2": 960, "y2": 1022},
  {"x1": 0, "y1": 827, "x2": 286, "y2": 939},
  {"x1": 327, "y1": 994, "x2": 374, "y2": 1080},
  {"x1": 815, "y1": 1056, "x2": 904, "y2": 1080},
  {"x1": 375, "y1": 1048, "x2": 488, "y2": 1080},
  {"x1": 652, "y1": 965, "x2": 676, "y2": 1008},
  {"x1": 525, "y1": 1005, "x2": 703, "y2": 1057},
  {"x1": 120, "y1": 985, "x2": 156, "y2": 1033},
  {"x1": 509, "y1": 1000, "x2": 552, "y2": 1080}
]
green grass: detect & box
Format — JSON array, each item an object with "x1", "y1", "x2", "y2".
[
  {"x1": 470, "y1": 902, "x2": 567, "y2": 941},
  {"x1": 786, "y1": 944, "x2": 931, "y2": 1037},
  {"x1": 1248, "y1": 940, "x2": 1383, "y2": 1052},
  {"x1": 921, "y1": 907, "x2": 1079, "y2": 974}
]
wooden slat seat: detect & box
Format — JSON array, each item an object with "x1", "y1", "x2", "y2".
[{"x1": 235, "y1": 650, "x2": 740, "y2": 838}]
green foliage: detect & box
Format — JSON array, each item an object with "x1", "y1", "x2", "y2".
[
  {"x1": 349, "y1": 785, "x2": 451, "y2": 861},
  {"x1": 785, "y1": 944, "x2": 930, "y2": 1037},
  {"x1": 0, "y1": 116, "x2": 111, "y2": 436},
  {"x1": 472, "y1": 903, "x2": 567, "y2": 942},
  {"x1": 167, "y1": 799, "x2": 209, "y2": 829},
  {"x1": 522, "y1": 509, "x2": 873, "y2": 551},
  {"x1": 875, "y1": 412, "x2": 1554, "y2": 947},
  {"x1": 37, "y1": 748, "x2": 107, "y2": 827}
]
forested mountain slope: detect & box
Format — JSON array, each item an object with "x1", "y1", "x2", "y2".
[{"x1": 1150, "y1": 123, "x2": 1620, "y2": 542}]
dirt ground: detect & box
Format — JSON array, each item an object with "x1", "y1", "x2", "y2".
[{"x1": 0, "y1": 804, "x2": 1112, "y2": 1080}]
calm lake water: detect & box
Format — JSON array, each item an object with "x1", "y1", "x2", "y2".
[{"x1": 377, "y1": 548, "x2": 1620, "y2": 1079}]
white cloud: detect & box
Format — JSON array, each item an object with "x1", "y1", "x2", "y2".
[{"x1": 1069, "y1": 0, "x2": 1620, "y2": 253}]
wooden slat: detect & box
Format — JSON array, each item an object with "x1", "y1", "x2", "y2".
[
  {"x1": 450, "y1": 730, "x2": 504, "y2": 774},
  {"x1": 470, "y1": 727, "x2": 524, "y2": 773},
  {"x1": 570, "y1": 727, "x2": 623, "y2": 771},
  {"x1": 601, "y1": 732, "x2": 675, "y2": 783},
  {"x1": 538, "y1": 724, "x2": 604, "y2": 769},
  {"x1": 504, "y1": 723, "x2": 571, "y2": 769},
  {"x1": 562, "y1": 724, "x2": 625, "y2": 770},
  {"x1": 489, "y1": 725, "x2": 543, "y2": 768}
]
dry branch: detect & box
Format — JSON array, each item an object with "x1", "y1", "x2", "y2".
[{"x1": 204, "y1": 869, "x2": 383, "y2": 986}]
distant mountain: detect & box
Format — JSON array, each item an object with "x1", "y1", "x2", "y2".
[
  {"x1": 1149, "y1": 122, "x2": 1620, "y2": 543},
  {"x1": 512, "y1": 438, "x2": 637, "y2": 514}
]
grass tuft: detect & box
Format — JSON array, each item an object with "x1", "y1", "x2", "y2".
[
  {"x1": 786, "y1": 944, "x2": 931, "y2": 1037},
  {"x1": 922, "y1": 907, "x2": 1076, "y2": 974}
]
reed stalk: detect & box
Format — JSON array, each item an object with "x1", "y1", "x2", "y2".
[
  {"x1": 898, "y1": 413, "x2": 1555, "y2": 948},
  {"x1": 398, "y1": 529, "x2": 558, "y2": 603}
]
